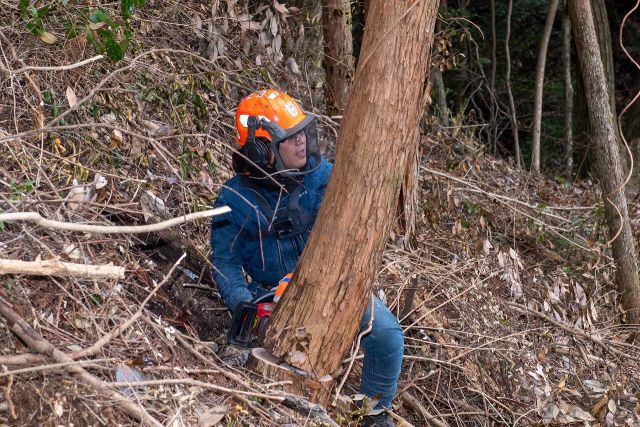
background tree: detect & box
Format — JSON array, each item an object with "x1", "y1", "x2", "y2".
[
  {"x1": 322, "y1": 0, "x2": 355, "y2": 115},
  {"x1": 568, "y1": 0, "x2": 640, "y2": 326},
  {"x1": 574, "y1": 0, "x2": 616, "y2": 177},
  {"x1": 531, "y1": 0, "x2": 559, "y2": 172},
  {"x1": 259, "y1": 0, "x2": 440, "y2": 402},
  {"x1": 505, "y1": 0, "x2": 521, "y2": 168},
  {"x1": 562, "y1": 0, "x2": 574, "y2": 178}
]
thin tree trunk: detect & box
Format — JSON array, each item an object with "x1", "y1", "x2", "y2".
[
  {"x1": 531, "y1": 0, "x2": 559, "y2": 173},
  {"x1": 489, "y1": 0, "x2": 497, "y2": 154},
  {"x1": 261, "y1": 0, "x2": 439, "y2": 400},
  {"x1": 568, "y1": 0, "x2": 640, "y2": 326},
  {"x1": 504, "y1": 0, "x2": 521, "y2": 168},
  {"x1": 575, "y1": 0, "x2": 617, "y2": 178},
  {"x1": 433, "y1": 2, "x2": 449, "y2": 128},
  {"x1": 322, "y1": 0, "x2": 355, "y2": 115},
  {"x1": 562, "y1": 1, "x2": 574, "y2": 178}
]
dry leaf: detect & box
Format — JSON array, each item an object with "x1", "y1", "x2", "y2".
[
  {"x1": 287, "y1": 56, "x2": 300, "y2": 75},
  {"x1": 39, "y1": 31, "x2": 57, "y2": 44},
  {"x1": 66, "y1": 180, "x2": 87, "y2": 211},
  {"x1": 94, "y1": 173, "x2": 107, "y2": 190},
  {"x1": 273, "y1": 0, "x2": 288, "y2": 15},
  {"x1": 66, "y1": 86, "x2": 78, "y2": 108},
  {"x1": 109, "y1": 129, "x2": 123, "y2": 150},
  {"x1": 198, "y1": 406, "x2": 226, "y2": 427}
]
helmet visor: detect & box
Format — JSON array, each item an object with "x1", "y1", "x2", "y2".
[{"x1": 270, "y1": 115, "x2": 321, "y2": 176}]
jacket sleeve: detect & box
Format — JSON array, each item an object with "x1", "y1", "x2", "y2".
[
  {"x1": 210, "y1": 191, "x2": 253, "y2": 312},
  {"x1": 315, "y1": 159, "x2": 334, "y2": 212}
]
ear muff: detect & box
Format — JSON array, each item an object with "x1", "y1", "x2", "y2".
[{"x1": 243, "y1": 116, "x2": 271, "y2": 168}]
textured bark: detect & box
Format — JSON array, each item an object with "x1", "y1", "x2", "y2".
[
  {"x1": 262, "y1": 0, "x2": 439, "y2": 392},
  {"x1": 562, "y1": 1, "x2": 574, "y2": 178},
  {"x1": 504, "y1": 0, "x2": 521, "y2": 168},
  {"x1": 322, "y1": 0, "x2": 354, "y2": 114},
  {"x1": 531, "y1": 0, "x2": 559, "y2": 173},
  {"x1": 568, "y1": 0, "x2": 640, "y2": 325},
  {"x1": 575, "y1": 0, "x2": 616, "y2": 177}
]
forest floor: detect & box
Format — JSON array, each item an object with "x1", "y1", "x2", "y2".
[{"x1": 1, "y1": 1, "x2": 640, "y2": 426}]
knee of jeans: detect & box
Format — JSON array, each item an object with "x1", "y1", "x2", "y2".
[{"x1": 370, "y1": 315, "x2": 404, "y2": 352}]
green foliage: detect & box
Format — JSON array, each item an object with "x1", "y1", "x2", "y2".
[
  {"x1": 19, "y1": 1, "x2": 51, "y2": 36},
  {"x1": 19, "y1": 0, "x2": 147, "y2": 62}
]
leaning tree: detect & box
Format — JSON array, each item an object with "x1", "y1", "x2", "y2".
[
  {"x1": 568, "y1": 0, "x2": 640, "y2": 326},
  {"x1": 254, "y1": 0, "x2": 440, "y2": 403}
]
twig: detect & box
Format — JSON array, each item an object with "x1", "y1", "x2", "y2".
[
  {"x1": 281, "y1": 395, "x2": 340, "y2": 427},
  {"x1": 0, "y1": 358, "x2": 113, "y2": 378},
  {"x1": 9, "y1": 55, "x2": 104, "y2": 74},
  {"x1": 108, "y1": 378, "x2": 284, "y2": 401},
  {"x1": 0, "y1": 258, "x2": 125, "y2": 279},
  {"x1": 506, "y1": 301, "x2": 640, "y2": 362},
  {"x1": 3, "y1": 370, "x2": 16, "y2": 419},
  {"x1": 0, "y1": 297, "x2": 163, "y2": 427},
  {"x1": 0, "y1": 353, "x2": 47, "y2": 365},
  {"x1": 333, "y1": 295, "x2": 375, "y2": 404},
  {"x1": 0, "y1": 207, "x2": 230, "y2": 234},
  {"x1": 401, "y1": 391, "x2": 448, "y2": 427},
  {"x1": 71, "y1": 253, "x2": 186, "y2": 359}
]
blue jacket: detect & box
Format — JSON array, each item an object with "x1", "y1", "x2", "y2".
[{"x1": 210, "y1": 157, "x2": 333, "y2": 312}]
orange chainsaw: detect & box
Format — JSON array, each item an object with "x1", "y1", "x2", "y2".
[{"x1": 227, "y1": 274, "x2": 291, "y2": 347}]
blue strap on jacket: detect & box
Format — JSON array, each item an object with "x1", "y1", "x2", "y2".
[{"x1": 210, "y1": 157, "x2": 333, "y2": 312}]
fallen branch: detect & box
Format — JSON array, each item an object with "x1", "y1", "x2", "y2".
[
  {"x1": 0, "y1": 258, "x2": 125, "y2": 280},
  {"x1": 401, "y1": 391, "x2": 448, "y2": 427},
  {"x1": 109, "y1": 378, "x2": 284, "y2": 401},
  {"x1": 281, "y1": 395, "x2": 340, "y2": 427},
  {"x1": 9, "y1": 55, "x2": 104, "y2": 74},
  {"x1": 506, "y1": 301, "x2": 640, "y2": 362},
  {"x1": 0, "y1": 297, "x2": 162, "y2": 427},
  {"x1": 0, "y1": 207, "x2": 230, "y2": 234},
  {"x1": 71, "y1": 253, "x2": 186, "y2": 359}
]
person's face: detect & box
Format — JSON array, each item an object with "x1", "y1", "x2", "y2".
[{"x1": 278, "y1": 130, "x2": 307, "y2": 169}]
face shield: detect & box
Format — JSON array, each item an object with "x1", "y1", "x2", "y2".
[{"x1": 249, "y1": 114, "x2": 321, "y2": 177}]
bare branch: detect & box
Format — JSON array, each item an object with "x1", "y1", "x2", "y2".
[
  {"x1": 0, "y1": 207, "x2": 230, "y2": 234},
  {"x1": 0, "y1": 258, "x2": 125, "y2": 279}
]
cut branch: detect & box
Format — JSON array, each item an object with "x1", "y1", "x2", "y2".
[
  {"x1": 0, "y1": 297, "x2": 163, "y2": 427},
  {"x1": 0, "y1": 207, "x2": 230, "y2": 234},
  {"x1": 0, "y1": 258, "x2": 125, "y2": 280}
]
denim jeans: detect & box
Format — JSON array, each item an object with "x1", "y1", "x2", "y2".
[{"x1": 359, "y1": 297, "x2": 404, "y2": 408}]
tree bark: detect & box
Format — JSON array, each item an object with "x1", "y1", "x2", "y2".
[
  {"x1": 504, "y1": 0, "x2": 521, "y2": 168},
  {"x1": 322, "y1": 0, "x2": 355, "y2": 115},
  {"x1": 261, "y1": 0, "x2": 439, "y2": 402},
  {"x1": 568, "y1": 0, "x2": 640, "y2": 325},
  {"x1": 531, "y1": 0, "x2": 559, "y2": 173},
  {"x1": 562, "y1": 1, "x2": 574, "y2": 178},
  {"x1": 575, "y1": 0, "x2": 616, "y2": 178}
]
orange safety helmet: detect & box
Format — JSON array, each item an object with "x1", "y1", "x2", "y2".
[
  {"x1": 234, "y1": 88, "x2": 320, "y2": 176},
  {"x1": 235, "y1": 88, "x2": 313, "y2": 146}
]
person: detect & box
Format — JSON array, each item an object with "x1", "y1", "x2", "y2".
[{"x1": 210, "y1": 88, "x2": 403, "y2": 427}]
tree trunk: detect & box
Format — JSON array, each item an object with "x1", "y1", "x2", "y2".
[
  {"x1": 260, "y1": 0, "x2": 439, "y2": 403},
  {"x1": 489, "y1": 0, "x2": 498, "y2": 155},
  {"x1": 575, "y1": 0, "x2": 616, "y2": 178},
  {"x1": 531, "y1": 0, "x2": 559, "y2": 173},
  {"x1": 568, "y1": 0, "x2": 640, "y2": 326},
  {"x1": 322, "y1": 0, "x2": 355, "y2": 115},
  {"x1": 504, "y1": 0, "x2": 521, "y2": 168},
  {"x1": 562, "y1": 1, "x2": 574, "y2": 178}
]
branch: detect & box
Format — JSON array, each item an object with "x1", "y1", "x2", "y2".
[
  {"x1": 9, "y1": 55, "x2": 104, "y2": 74},
  {"x1": 0, "y1": 259, "x2": 125, "y2": 280},
  {"x1": 0, "y1": 297, "x2": 162, "y2": 427},
  {"x1": 71, "y1": 253, "x2": 186, "y2": 359},
  {"x1": 0, "y1": 207, "x2": 230, "y2": 234}
]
